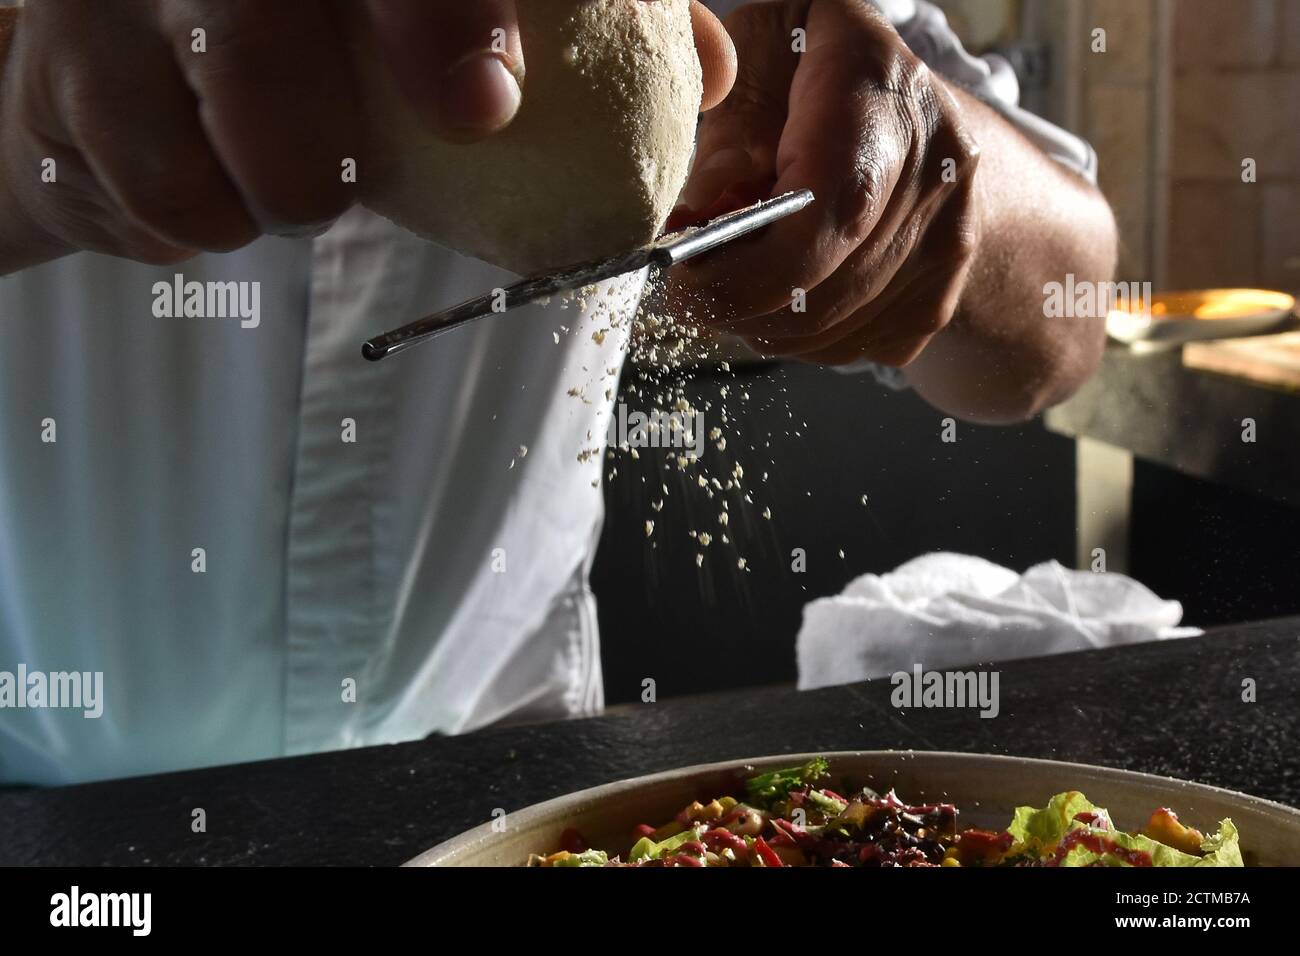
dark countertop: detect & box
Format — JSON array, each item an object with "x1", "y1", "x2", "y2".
[
  {"x1": 1044, "y1": 345, "x2": 1300, "y2": 509},
  {"x1": 2, "y1": 617, "x2": 1297, "y2": 866}
]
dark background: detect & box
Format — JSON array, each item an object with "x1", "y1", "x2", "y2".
[{"x1": 591, "y1": 360, "x2": 1300, "y2": 705}]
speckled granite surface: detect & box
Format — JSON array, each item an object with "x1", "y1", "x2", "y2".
[{"x1": 1, "y1": 618, "x2": 1296, "y2": 865}]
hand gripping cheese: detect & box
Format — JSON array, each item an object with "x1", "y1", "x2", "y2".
[{"x1": 352, "y1": 0, "x2": 703, "y2": 275}]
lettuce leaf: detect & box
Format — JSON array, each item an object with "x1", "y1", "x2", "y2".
[
  {"x1": 744, "y1": 758, "x2": 830, "y2": 809},
  {"x1": 1195, "y1": 820, "x2": 1243, "y2": 867},
  {"x1": 807, "y1": 789, "x2": 849, "y2": 816},
  {"x1": 550, "y1": 848, "x2": 610, "y2": 867},
  {"x1": 628, "y1": 827, "x2": 700, "y2": 863},
  {"x1": 1007, "y1": 791, "x2": 1098, "y2": 855},
  {"x1": 1007, "y1": 792, "x2": 1243, "y2": 867},
  {"x1": 1052, "y1": 824, "x2": 1240, "y2": 867}
]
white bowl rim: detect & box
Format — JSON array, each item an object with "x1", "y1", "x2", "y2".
[{"x1": 405, "y1": 749, "x2": 1300, "y2": 866}]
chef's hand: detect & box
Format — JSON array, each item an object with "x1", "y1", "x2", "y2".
[
  {"x1": 668, "y1": 0, "x2": 1117, "y2": 421},
  {"x1": 0, "y1": 0, "x2": 377, "y2": 268},
  {"x1": 0, "y1": 1, "x2": 736, "y2": 272},
  {"x1": 668, "y1": 0, "x2": 981, "y2": 366}
]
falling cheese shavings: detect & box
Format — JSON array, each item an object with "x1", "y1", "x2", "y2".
[{"x1": 566, "y1": 268, "x2": 800, "y2": 578}]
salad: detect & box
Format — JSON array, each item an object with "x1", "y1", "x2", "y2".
[{"x1": 529, "y1": 758, "x2": 1243, "y2": 867}]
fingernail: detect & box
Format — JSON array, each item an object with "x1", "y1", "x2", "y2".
[{"x1": 438, "y1": 53, "x2": 522, "y2": 138}]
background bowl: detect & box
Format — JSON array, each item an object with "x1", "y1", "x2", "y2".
[{"x1": 1107, "y1": 288, "x2": 1296, "y2": 345}]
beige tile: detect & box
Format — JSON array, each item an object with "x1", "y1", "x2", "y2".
[
  {"x1": 1088, "y1": 85, "x2": 1153, "y2": 277},
  {"x1": 1261, "y1": 183, "x2": 1300, "y2": 292},
  {"x1": 1172, "y1": 71, "x2": 1300, "y2": 180},
  {"x1": 1165, "y1": 181, "x2": 1261, "y2": 288},
  {"x1": 1175, "y1": 0, "x2": 1278, "y2": 69},
  {"x1": 1084, "y1": 0, "x2": 1155, "y2": 85}
]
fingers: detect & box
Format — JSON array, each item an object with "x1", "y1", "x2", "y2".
[
  {"x1": 746, "y1": 168, "x2": 981, "y2": 366},
  {"x1": 677, "y1": 0, "x2": 799, "y2": 216},
  {"x1": 689, "y1": 1, "x2": 737, "y2": 112},
  {"x1": 37, "y1": 2, "x2": 258, "y2": 252},
  {"x1": 364, "y1": 0, "x2": 522, "y2": 142},
  {"x1": 157, "y1": 0, "x2": 361, "y2": 235},
  {"x1": 718, "y1": 141, "x2": 967, "y2": 343},
  {"x1": 668, "y1": 0, "x2": 911, "y2": 322}
]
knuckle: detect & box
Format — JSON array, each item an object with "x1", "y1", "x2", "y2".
[
  {"x1": 902, "y1": 57, "x2": 934, "y2": 105},
  {"x1": 951, "y1": 220, "x2": 979, "y2": 267},
  {"x1": 837, "y1": 158, "x2": 889, "y2": 245},
  {"x1": 940, "y1": 194, "x2": 982, "y2": 267},
  {"x1": 934, "y1": 116, "x2": 981, "y2": 177}
]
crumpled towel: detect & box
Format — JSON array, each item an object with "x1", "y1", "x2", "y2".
[{"x1": 796, "y1": 552, "x2": 1200, "y2": 690}]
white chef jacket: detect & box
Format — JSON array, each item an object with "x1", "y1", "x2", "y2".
[{"x1": 0, "y1": 0, "x2": 1095, "y2": 785}]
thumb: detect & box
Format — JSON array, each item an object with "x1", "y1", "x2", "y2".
[{"x1": 363, "y1": 0, "x2": 524, "y2": 143}]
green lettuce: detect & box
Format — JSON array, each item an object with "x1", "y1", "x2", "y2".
[
  {"x1": 744, "y1": 758, "x2": 830, "y2": 809},
  {"x1": 628, "y1": 827, "x2": 701, "y2": 863},
  {"x1": 807, "y1": 789, "x2": 849, "y2": 816},
  {"x1": 1006, "y1": 791, "x2": 1242, "y2": 867},
  {"x1": 1196, "y1": 820, "x2": 1244, "y2": 867},
  {"x1": 550, "y1": 849, "x2": 610, "y2": 867},
  {"x1": 1050, "y1": 821, "x2": 1241, "y2": 868},
  {"x1": 1007, "y1": 791, "x2": 1100, "y2": 855}
]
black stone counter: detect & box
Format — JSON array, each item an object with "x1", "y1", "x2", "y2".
[{"x1": 1, "y1": 617, "x2": 1296, "y2": 866}]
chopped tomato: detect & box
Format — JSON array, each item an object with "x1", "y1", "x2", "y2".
[{"x1": 753, "y1": 837, "x2": 784, "y2": 868}]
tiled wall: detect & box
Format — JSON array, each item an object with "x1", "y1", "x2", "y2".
[
  {"x1": 1076, "y1": 0, "x2": 1164, "y2": 285},
  {"x1": 1169, "y1": 0, "x2": 1300, "y2": 292},
  {"x1": 1077, "y1": 0, "x2": 1299, "y2": 292}
]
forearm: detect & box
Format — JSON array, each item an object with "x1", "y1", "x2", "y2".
[{"x1": 905, "y1": 83, "x2": 1117, "y2": 424}]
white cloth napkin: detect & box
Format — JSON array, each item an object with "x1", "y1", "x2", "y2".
[{"x1": 796, "y1": 552, "x2": 1200, "y2": 690}]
